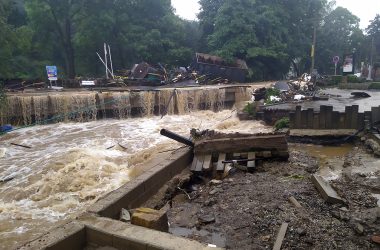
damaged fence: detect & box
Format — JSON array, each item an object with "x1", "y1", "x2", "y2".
[{"x1": 289, "y1": 105, "x2": 380, "y2": 130}]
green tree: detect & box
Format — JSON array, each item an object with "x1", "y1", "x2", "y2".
[
  {"x1": 316, "y1": 7, "x2": 363, "y2": 74},
  {"x1": 26, "y1": 0, "x2": 85, "y2": 78},
  {"x1": 366, "y1": 15, "x2": 380, "y2": 68}
]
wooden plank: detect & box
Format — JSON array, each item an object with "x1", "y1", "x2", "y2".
[
  {"x1": 372, "y1": 107, "x2": 380, "y2": 124},
  {"x1": 288, "y1": 196, "x2": 302, "y2": 208},
  {"x1": 195, "y1": 155, "x2": 205, "y2": 172},
  {"x1": 312, "y1": 112, "x2": 319, "y2": 129},
  {"x1": 357, "y1": 113, "x2": 365, "y2": 130},
  {"x1": 307, "y1": 108, "x2": 314, "y2": 129},
  {"x1": 203, "y1": 154, "x2": 212, "y2": 171},
  {"x1": 295, "y1": 106, "x2": 302, "y2": 129},
  {"x1": 190, "y1": 155, "x2": 198, "y2": 171},
  {"x1": 301, "y1": 110, "x2": 308, "y2": 129},
  {"x1": 345, "y1": 106, "x2": 353, "y2": 129},
  {"x1": 194, "y1": 134, "x2": 288, "y2": 154},
  {"x1": 216, "y1": 153, "x2": 226, "y2": 173},
  {"x1": 311, "y1": 175, "x2": 344, "y2": 204},
  {"x1": 338, "y1": 113, "x2": 346, "y2": 129},
  {"x1": 273, "y1": 223, "x2": 289, "y2": 250},
  {"x1": 325, "y1": 106, "x2": 333, "y2": 129},
  {"x1": 247, "y1": 152, "x2": 256, "y2": 170},
  {"x1": 319, "y1": 105, "x2": 326, "y2": 129},
  {"x1": 289, "y1": 112, "x2": 295, "y2": 129},
  {"x1": 233, "y1": 152, "x2": 241, "y2": 158},
  {"x1": 331, "y1": 111, "x2": 340, "y2": 129},
  {"x1": 351, "y1": 105, "x2": 359, "y2": 129}
]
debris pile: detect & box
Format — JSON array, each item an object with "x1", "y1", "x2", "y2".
[{"x1": 252, "y1": 74, "x2": 329, "y2": 105}]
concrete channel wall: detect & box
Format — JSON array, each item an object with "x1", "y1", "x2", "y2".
[
  {"x1": 19, "y1": 148, "x2": 222, "y2": 250},
  {"x1": 289, "y1": 105, "x2": 380, "y2": 130}
]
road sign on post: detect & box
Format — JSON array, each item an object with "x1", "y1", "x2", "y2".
[
  {"x1": 46, "y1": 66, "x2": 58, "y2": 88},
  {"x1": 333, "y1": 56, "x2": 340, "y2": 75}
]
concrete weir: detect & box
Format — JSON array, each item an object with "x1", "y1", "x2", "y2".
[
  {"x1": 1, "y1": 86, "x2": 252, "y2": 126},
  {"x1": 19, "y1": 149, "x2": 221, "y2": 249}
]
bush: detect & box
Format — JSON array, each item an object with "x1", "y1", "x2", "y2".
[
  {"x1": 265, "y1": 87, "x2": 281, "y2": 104},
  {"x1": 274, "y1": 117, "x2": 290, "y2": 131},
  {"x1": 369, "y1": 82, "x2": 380, "y2": 90},
  {"x1": 243, "y1": 102, "x2": 257, "y2": 116},
  {"x1": 329, "y1": 75, "x2": 343, "y2": 85}
]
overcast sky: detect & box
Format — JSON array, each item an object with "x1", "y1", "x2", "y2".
[{"x1": 171, "y1": 0, "x2": 379, "y2": 29}]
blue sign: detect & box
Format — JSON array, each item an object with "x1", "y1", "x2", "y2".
[{"x1": 46, "y1": 66, "x2": 58, "y2": 81}]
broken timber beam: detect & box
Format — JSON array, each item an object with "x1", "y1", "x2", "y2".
[
  {"x1": 194, "y1": 134, "x2": 288, "y2": 159},
  {"x1": 273, "y1": 222, "x2": 288, "y2": 250},
  {"x1": 311, "y1": 175, "x2": 345, "y2": 204}
]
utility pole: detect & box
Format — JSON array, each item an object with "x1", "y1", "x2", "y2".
[
  {"x1": 367, "y1": 37, "x2": 374, "y2": 81},
  {"x1": 310, "y1": 24, "x2": 317, "y2": 75}
]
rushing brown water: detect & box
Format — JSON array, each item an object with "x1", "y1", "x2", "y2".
[
  {"x1": 0, "y1": 110, "x2": 270, "y2": 249},
  {"x1": 0, "y1": 87, "x2": 251, "y2": 126}
]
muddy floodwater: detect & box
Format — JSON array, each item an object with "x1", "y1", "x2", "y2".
[{"x1": 0, "y1": 110, "x2": 270, "y2": 249}]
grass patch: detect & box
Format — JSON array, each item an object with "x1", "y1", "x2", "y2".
[
  {"x1": 243, "y1": 102, "x2": 257, "y2": 116},
  {"x1": 274, "y1": 117, "x2": 290, "y2": 131}
]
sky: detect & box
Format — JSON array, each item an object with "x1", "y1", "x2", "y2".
[{"x1": 171, "y1": 0, "x2": 379, "y2": 29}]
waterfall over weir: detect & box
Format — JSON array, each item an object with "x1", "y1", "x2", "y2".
[{"x1": 1, "y1": 87, "x2": 252, "y2": 126}]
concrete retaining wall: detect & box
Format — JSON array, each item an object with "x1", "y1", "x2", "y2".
[{"x1": 88, "y1": 148, "x2": 193, "y2": 219}]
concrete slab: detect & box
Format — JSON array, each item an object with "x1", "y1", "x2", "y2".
[
  {"x1": 81, "y1": 216, "x2": 223, "y2": 250},
  {"x1": 18, "y1": 221, "x2": 85, "y2": 250},
  {"x1": 311, "y1": 175, "x2": 345, "y2": 204},
  {"x1": 290, "y1": 129, "x2": 356, "y2": 137}
]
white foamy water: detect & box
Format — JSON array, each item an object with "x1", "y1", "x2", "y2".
[{"x1": 0, "y1": 110, "x2": 270, "y2": 249}]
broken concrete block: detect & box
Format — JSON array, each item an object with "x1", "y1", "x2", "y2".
[
  {"x1": 311, "y1": 175, "x2": 345, "y2": 204},
  {"x1": 120, "y1": 208, "x2": 131, "y2": 222},
  {"x1": 131, "y1": 208, "x2": 168, "y2": 232}
]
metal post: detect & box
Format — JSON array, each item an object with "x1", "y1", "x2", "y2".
[
  {"x1": 108, "y1": 44, "x2": 114, "y2": 79},
  {"x1": 104, "y1": 43, "x2": 108, "y2": 79},
  {"x1": 96, "y1": 52, "x2": 113, "y2": 76},
  {"x1": 311, "y1": 24, "x2": 317, "y2": 75}
]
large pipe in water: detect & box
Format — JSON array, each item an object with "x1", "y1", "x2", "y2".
[{"x1": 160, "y1": 129, "x2": 194, "y2": 147}]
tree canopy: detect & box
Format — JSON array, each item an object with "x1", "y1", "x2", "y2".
[{"x1": 0, "y1": 0, "x2": 377, "y2": 81}]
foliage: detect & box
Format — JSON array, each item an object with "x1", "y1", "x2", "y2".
[
  {"x1": 316, "y1": 7, "x2": 364, "y2": 75},
  {"x1": 265, "y1": 87, "x2": 281, "y2": 104},
  {"x1": 368, "y1": 82, "x2": 380, "y2": 89},
  {"x1": 347, "y1": 75, "x2": 365, "y2": 83},
  {"x1": 0, "y1": 0, "x2": 377, "y2": 81},
  {"x1": 243, "y1": 102, "x2": 256, "y2": 116},
  {"x1": 274, "y1": 117, "x2": 290, "y2": 131},
  {"x1": 328, "y1": 75, "x2": 343, "y2": 85}
]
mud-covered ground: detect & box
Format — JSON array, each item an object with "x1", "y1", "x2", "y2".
[{"x1": 146, "y1": 143, "x2": 380, "y2": 249}]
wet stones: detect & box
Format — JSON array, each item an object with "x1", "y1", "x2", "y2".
[
  {"x1": 364, "y1": 139, "x2": 380, "y2": 157},
  {"x1": 198, "y1": 214, "x2": 216, "y2": 224}
]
